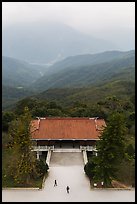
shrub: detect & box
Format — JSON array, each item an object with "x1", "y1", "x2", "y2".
[
  {"x1": 36, "y1": 159, "x2": 49, "y2": 178},
  {"x1": 84, "y1": 157, "x2": 96, "y2": 179}
]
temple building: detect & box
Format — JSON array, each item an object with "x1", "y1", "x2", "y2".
[{"x1": 30, "y1": 117, "x2": 106, "y2": 160}]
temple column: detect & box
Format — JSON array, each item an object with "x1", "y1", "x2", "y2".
[{"x1": 37, "y1": 151, "x2": 40, "y2": 160}]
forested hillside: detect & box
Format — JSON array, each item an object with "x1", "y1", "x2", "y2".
[
  {"x1": 2, "y1": 85, "x2": 35, "y2": 110},
  {"x1": 35, "y1": 80, "x2": 135, "y2": 106},
  {"x1": 31, "y1": 50, "x2": 134, "y2": 91},
  {"x1": 2, "y1": 56, "x2": 50, "y2": 88},
  {"x1": 2, "y1": 50, "x2": 135, "y2": 110}
]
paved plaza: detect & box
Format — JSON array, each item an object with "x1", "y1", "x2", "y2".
[{"x1": 2, "y1": 152, "x2": 135, "y2": 202}]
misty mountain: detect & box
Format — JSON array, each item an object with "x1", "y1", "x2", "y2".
[
  {"x1": 2, "y1": 22, "x2": 116, "y2": 64},
  {"x1": 2, "y1": 56, "x2": 50, "y2": 88},
  {"x1": 40, "y1": 50, "x2": 135, "y2": 75},
  {"x1": 31, "y1": 50, "x2": 135, "y2": 91}
]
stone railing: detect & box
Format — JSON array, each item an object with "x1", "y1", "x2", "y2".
[
  {"x1": 32, "y1": 145, "x2": 54, "y2": 151},
  {"x1": 80, "y1": 145, "x2": 97, "y2": 151}
]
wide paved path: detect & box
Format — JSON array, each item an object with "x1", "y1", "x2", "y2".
[{"x1": 2, "y1": 152, "x2": 135, "y2": 202}]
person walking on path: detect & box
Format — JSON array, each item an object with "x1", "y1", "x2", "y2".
[
  {"x1": 66, "y1": 186, "x2": 70, "y2": 193},
  {"x1": 54, "y1": 180, "x2": 57, "y2": 187}
]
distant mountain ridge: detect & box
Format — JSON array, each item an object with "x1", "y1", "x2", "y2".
[
  {"x1": 2, "y1": 56, "x2": 50, "y2": 88},
  {"x1": 2, "y1": 50, "x2": 135, "y2": 109},
  {"x1": 45, "y1": 50, "x2": 135, "y2": 75},
  {"x1": 30, "y1": 50, "x2": 135, "y2": 91}
]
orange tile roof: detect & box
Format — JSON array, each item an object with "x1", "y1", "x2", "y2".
[
  {"x1": 31, "y1": 117, "x2": 106, "y2": 140},
  {"x1": 31, "y1": 120, "x2": 39, "y2": 132}
]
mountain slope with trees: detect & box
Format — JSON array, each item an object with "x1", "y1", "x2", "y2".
[
  {"x1": 2, "y1": 50, "x2": 135, "y2": 110},
  {"x1": 31, "y1": 50, "x2": 134, "y2": 91},
  {"x1": 2, "y1": 85, "x2": 35, "y2": 110},
  {"x1": 2, "y1": 56, "x2": 50, "y2": 88},
  {"x1": 35, "y1": 80, "x2": 135, "y2": 106}
]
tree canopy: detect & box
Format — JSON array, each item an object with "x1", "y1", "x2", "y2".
[{"x1": 92, "y1": 112, "x2": 127, "y2": 187}]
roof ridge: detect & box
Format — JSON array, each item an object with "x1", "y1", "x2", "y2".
[{"x1": 36, "y1": 117, "x2": 102, "y2": 120}]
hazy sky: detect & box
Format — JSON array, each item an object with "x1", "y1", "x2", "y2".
[
  {"x1": 2, "y1": 2, "x2": 135, "y2": 58},
  {"x1": 2, "y1": 2, "x2": 135, "y2": 35}
]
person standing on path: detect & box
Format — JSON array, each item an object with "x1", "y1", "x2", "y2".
[
  {"x1": 66, "y1": 186, "x2": 70, "y2": 193},
  {"x1": 54, "y1": 180, "x2": 57, "y2": 187}
]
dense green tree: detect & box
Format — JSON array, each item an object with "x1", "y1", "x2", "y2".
[
  {"x1": 97, "y1": 96, "x2": 123, "y2": 119},
  {"x1": 8, "y1": 107, "x2": 38, "y2": 185},
  {"x1": 32, "y1": 107, "x2": 48, "y2": 117},
  {"x1": 125, "y1": 144, "x2": 135, "y2": 158},
  {"x1": 47, "y1": 101, "x2": 62, "y2": 109},
  {"x1": 14, "y1": 98, "x2": 37, "y2": 115},
  {"x1": 128, "y1": 112, "x2": 135, "y2": 121},
  {"x1": 2, "y1": 111, "x2": 16, "y2": 131},
  {"x1": 70, "y1": 107, "x2": 87, "y2": 117},
  {"x1": 93, "y1": 112, "x2": 127, "y2": 187}
]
